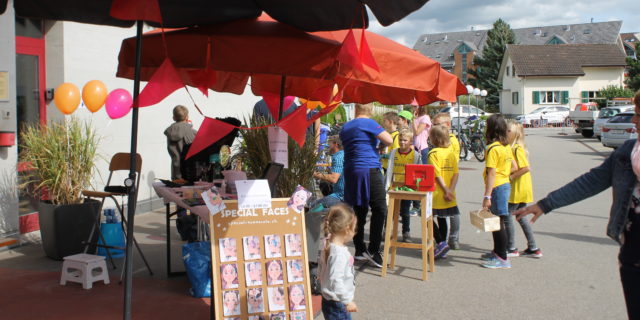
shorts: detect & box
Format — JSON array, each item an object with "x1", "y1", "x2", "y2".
[{"x1": 490, "y1": 183, "x2": 511, "y2": 216}]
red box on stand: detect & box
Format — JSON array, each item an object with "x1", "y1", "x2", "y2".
[{"x1": 404, "y1": 164, "x2": 436, "y2": 191}]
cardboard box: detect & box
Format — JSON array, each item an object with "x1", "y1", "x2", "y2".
[{"x1": 470, "y1": 209, "x2": 500, "y2": 232}]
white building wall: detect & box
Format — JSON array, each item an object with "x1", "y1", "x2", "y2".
[
  {"x1": 579, "y1": 67, "x2": 625, "y2": 90},
  {"x1": 52, "y1": 22, "x2": 259, "y2": 212},
  {"x1": 499, "y1": 57, "x2": 526, "y2": 115},
  {"x1": 522, "y1": 77, "x2": 578, "y2": 114}
]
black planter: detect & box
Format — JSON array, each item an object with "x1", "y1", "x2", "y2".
[{"x1": 38, "y1": 199, "x2": 101, "y2": 260}]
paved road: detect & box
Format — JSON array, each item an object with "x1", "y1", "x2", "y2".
[{"x1": 339, "y1": 128, "x2": 626, "y2": 320}]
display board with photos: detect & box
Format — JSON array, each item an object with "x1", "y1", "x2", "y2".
[{"x1": 210, "y1": 198, "x2": 312, "y2": 320}]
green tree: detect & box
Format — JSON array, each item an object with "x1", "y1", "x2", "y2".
[
  {"x1": 597, "y1": 84, "x2": 635, "y2": 108},
  {"x1": 468, "y1": 19, "x2": 516, "y2": 113},
  {"x1": 625, "y1": 43, "x2": 640, "y2": 92}
]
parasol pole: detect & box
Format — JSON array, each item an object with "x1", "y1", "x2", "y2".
[
  {"x1": 123, "y1": 20, "x2": 144, "y2": 320},
  {"x1": 278, "y1": 75, "x2": 286, "y2": 120}
]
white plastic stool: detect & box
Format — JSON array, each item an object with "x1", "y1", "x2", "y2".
[{"x1": 60, "y1": 253, "x2": 110, "y2": 289}]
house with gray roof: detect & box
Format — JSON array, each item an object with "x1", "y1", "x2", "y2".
[
  {"x1": 413, "y1": 21, "x2": 624, "y2": 83},
  {"x1": 621, "y1": 32, "x2": 639, "y2": 59},
  {"x1": 498, "y1": 44, "x2": 626, "y2": 116}
]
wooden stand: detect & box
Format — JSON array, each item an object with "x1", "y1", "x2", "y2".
[{"x1": 381, "y1": 190, "x2": 435, "y2": 281}]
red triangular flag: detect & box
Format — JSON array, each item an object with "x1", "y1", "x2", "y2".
[
  {"x1": 262, "y1": 92, "x2": 295, "y2": 121},
  {"x1": 186, "y1": 118, "x2": 236, "y2": 160},
  {"x1": 359, "y1": 30, "x2": 380, "y2": 72},
  {"x1": 110, "y1": 0, "x2": 162, "y2": 23},
  {"x1": 310, "y1": 85, "x2": 335, "y2": 106},
  {"x1": 137, "y1": 58, "x2": 184, "y2": 108},
  {"x1": 188, "y1": 69, "x2": 217, "y2": 97},
  {"x1": 277, "y1": 106, "x2": 310, "y2": 147},
  {"x1": 337, "y1": 29, "x2": 363, "y2": 71}
]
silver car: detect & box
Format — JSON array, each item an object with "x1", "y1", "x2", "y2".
[
  {"x1": 601, "y1": 112, "x2": 637, "y2": 149},
  {"x1": 594, "y1": 105, "x2": 635, "y2": 140}
]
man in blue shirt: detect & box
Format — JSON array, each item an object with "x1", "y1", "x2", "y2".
[{"x1": 312, "y1": 135, "x2": 344, "y2": 209}]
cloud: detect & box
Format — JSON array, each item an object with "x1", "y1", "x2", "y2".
[{"x1": 370, "y1": 0, "x2": 639, "y2": 47}]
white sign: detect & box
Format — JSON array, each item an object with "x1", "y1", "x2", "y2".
[
  {"x1": 268, "y1": 126, "x2": 288, "y2": 168},
  {"x1": 235, "y1": 180, "x2": 272, "y2": 210}
]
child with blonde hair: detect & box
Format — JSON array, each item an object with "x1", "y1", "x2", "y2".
[
  {"x1": 385, "y1": 129, "x2": 421, "y2": 242},
  {"x1": 318, "y1": 204, "x2": 358, "y2": 320},
  {"x1": 432, "y1": 113, "x2": 462, "y2": 249},
  {"x1": 428, "y1": 125, "x2": 460, "y2": 258},
  {"x1": 380, "y1": 112, "x2": 401, "y2": 169},
  {"x1": 505, "y1": 121, "x2": 542, "y2": 258}
]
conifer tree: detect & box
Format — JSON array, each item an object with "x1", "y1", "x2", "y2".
[{"x1": 468, "y1": 19, "x2": 516, "y2": 112}]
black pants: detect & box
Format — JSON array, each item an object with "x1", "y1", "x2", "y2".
[
  {"x1": 491, "y1": 216, "x2": 508, "y2": 260},
  {"x1": 353, "y1": 168, "x2": 387, "y2": 254},
  {"x1": 434, "y1": 217, "x2": 448, "y2": 244},
  {"x1": 620, "y1": 209, "x2": 640, "y2": 320}
]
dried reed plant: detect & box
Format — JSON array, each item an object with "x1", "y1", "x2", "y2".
[
  {"x1": 238, "y1": 117, "x2": 319, "y2": 197},
  {"x1": 19, "y1": 117, "x2": 100, "y2": 205}
]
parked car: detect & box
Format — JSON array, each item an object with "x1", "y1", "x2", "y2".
[
  {"x1": 601, "y1": 112, "x2": 637, "y2": 149},
  {"x1": 440, "y1": 105, "x2": 490, "y2": 118},
  {"x1": 515, "y1": 106, "x2": 570, "y2": 125},
  {"x1": 569, "y1": 102, "x2": 600, "y2": 137},
  {"x1": 594, "y1": 105, "x2": 635, "y2": 140}
]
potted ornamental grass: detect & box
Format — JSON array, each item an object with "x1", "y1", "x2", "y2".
[{"x1": 19, "y1": 117, "x2": 102, "y2": 260}]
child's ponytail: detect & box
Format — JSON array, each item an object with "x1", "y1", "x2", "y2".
[{"x1": 321, "y1": 204, "x2": 356, "y2": 262}]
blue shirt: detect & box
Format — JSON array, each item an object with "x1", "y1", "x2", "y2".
[
  {"x1": 329, "y1": 150, "x2": 345, "y2": 200},
  {"x1": 340, "y1": 118, "x2": 385, "y2": 169}
]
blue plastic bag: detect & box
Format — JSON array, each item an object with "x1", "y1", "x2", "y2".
[{"x1": 182, "y1": 241, "x2": 211, "y2": 298}]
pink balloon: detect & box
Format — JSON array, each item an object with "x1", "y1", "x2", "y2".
[{"x1": 105, "y1": 88, "x2": 133, "y2": 119}]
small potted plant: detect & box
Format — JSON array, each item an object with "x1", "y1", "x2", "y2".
[{"x1": 19, "y1": 117, "x2": 102, "y2": 260}]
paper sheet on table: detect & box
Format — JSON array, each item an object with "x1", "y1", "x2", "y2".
[
  {"x1": 235, "y1": 180, "x2": 272, "y2": 210},
  {"x1": 202, "y1": 188, "x2": 226, "y2": 216},
  {"x1": 268, "y1": 126, "x2": 288, "y2": 168}
]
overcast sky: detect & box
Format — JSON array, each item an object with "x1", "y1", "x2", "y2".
[{"x1": 370, "y1": 0, "x2": 640, "y2": 47}]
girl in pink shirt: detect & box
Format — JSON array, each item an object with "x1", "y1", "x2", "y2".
[{"x1": 413, "y1": 105, "x2": 432, "y2": 163}]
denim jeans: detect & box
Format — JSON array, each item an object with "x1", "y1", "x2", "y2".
[
  {"x1": 353, "y1": 168, "x2": 387, "y2": 254},
  {"x1": 400, "y1": 200, "x2": 411, "y2": 233},
  {"x1": 322, "y1": 298, "x2": 352, "y2": 320},
  {"x1": 506, "y1": 203, "x2": 537, "y2": 250},
  {"x1": 490, "y1": 183, "x2": 511, "y2": 216}
]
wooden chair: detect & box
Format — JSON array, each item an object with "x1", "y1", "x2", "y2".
[
  {"x1": 82, "y1": 153, "x2": 153, "y2": 278},
  {"x1": 381, "y1": 189, "x2": 435, "y2": 281}
]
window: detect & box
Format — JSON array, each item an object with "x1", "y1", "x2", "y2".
[
  {"x1": 512, "y1": 65, "x2": 516, "y2": 77},
  {"x1": 512, "y1": 92, "x2": 519, "y2": 105},
  {"x1": 506, "y1": 66, "x2": 510, "y2": 76},
  {"x1": 541, "y1": 91, "x2": 560, "y2": 104},
  {"x1": 581, "y1": 91, "x2": 598, "y2": 102}
]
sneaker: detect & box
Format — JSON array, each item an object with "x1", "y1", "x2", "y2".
[
  {"x1": 521, "y1": 248, "x2": 543, "y2": 258},
  {"x1": 402, "y1": 232, "x2": 413, "y2": 243},
  {"x1": 409, "y1": 208, "x2": 420, "y2": 217},
  {"x1": 354, "y1": 249, "x2": 366, "y2": 261},
  {"x1": 507, "y1": 248, "x2": 520, "y2": 258},
  {"x1": 480, "y1": 251, "x2": 496, "y2": 261},
  {"x1": 482, "y1": 255, "x2": 512, "y2": 269},
  {"x1": 363, "y1": 250, "x2": 383, "y2": 268},
  {"x1": 448, "y1": 240, "x2": 460, "y2": 250},
  {"x1": 434, "y1": 241, "x2": 450, "y2": 259}
]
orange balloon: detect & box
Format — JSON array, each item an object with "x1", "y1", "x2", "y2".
[
  {"x1": 82, "y1": 80, "x2": 108, "y2": 113},
  {"x1": 54, "y1": 83, "x2": 81, "y2": 115}
]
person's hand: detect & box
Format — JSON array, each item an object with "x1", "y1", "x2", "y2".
[
  {"x1": 482, "y1": 198, "x2": 491, "y2": 209},
  {"x1": 345, "y1": 302, "x2": 358, "y2": 312},
  {"x1": 514, "y1": 203, "x2": 544, "y2": 223},
  {"x1": 444, "y1": 190, "x2": 454, "y2": 202}
]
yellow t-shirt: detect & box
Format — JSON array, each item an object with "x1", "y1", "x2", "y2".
[
  {"x1": 449, "y1": 133, "x2": 460, "y2": 162},
  {"x1": 428, "y1": 147, "x2": 458, "y2": 209},
  {"x1": 390, "y1": 148, "x2": 417, "y2": 186},
  {"x1": 381, "y1": 130, "x2": 400, "y2": 168},
  {"x1": 509, "y1": 144, "x2": 533, "y2": 203},
  {"x1": 484, "y1": 141, "x2": 512, "y2": 188}
]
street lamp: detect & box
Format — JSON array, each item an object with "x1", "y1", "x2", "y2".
[
  {"x1": 480, "y1": 89, "x2": 487, "y2": 113},
  {"x1": 462, "y1": 85, "x2": 474, "y2": 132},
  {"x1": 473, "y1": 87, "x2": 481, "y2": 116}
]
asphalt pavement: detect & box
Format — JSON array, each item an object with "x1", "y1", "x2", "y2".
[{"x1": 340, "y1": 127, "x2": 626, "y2": 320}]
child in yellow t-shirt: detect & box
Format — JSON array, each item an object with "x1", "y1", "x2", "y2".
[
  {"x1": 380, "y1": 112, "x2": 401, "y2": 170},
  {"x1": 432, "y1": 113, "x2": 462, "y2": 249},
  {"x1": 505, "y1": 121, "x2": 542, "y2": 258},
  {"x1": 385, "y1": 129, "x2": 421, "y2": 243},
  {"x1": 427, "y1": 125, "x2": 459, "y2": 259},
  {"x1": 481, "y1": 114, "x2": 517, "y2": 269}
]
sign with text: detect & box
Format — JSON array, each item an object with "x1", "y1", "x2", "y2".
[
  {"x1": 210, "y1": 199, "x2": 313, "y2": 320},
  {"x1": 235, "y1": 179, "x2": 272, "y2": 210},
  {"x1": 268, "y1": 126, "x2": 289, "y2": 168}
]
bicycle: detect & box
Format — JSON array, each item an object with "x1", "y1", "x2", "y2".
[{"x1": 455, "y1": 116, "x2": 486, "y2": 162}]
